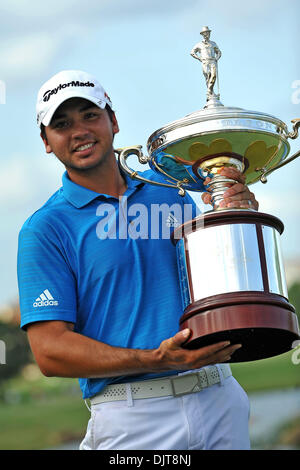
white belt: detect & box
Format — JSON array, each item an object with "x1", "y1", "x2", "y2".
[{"x1": 90, "y1": 364, "x2": 232, "y2": 405}]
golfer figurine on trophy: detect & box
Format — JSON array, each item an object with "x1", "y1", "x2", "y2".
[{"x1": 190, "y1": 26, "x2": 222, "y2": 107}]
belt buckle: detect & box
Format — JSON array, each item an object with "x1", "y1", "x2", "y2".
[{"x1": 170, "y1": 373, "x2": 203, "y2": 398}]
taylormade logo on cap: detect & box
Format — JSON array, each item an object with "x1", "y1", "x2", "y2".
[
  {"x1": 43, "y1": 81, "x2": 95, "y2": 102},
  {"x1": 36, "y1": 70, "x2": 113, "y2": 127}
]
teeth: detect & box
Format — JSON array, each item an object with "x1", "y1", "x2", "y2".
[{"x1": 76, "y1": 143, "x2": 94, "y2": 151}]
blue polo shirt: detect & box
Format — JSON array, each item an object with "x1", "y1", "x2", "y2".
[{"x1": 17, "y1": 169, "x2": 200, "y2": 399}]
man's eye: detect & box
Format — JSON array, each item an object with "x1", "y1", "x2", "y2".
[
  {"x1": 54, "y1": 121, "x2": 68, "y2": 129},
  {"x1": 85, "y1": 112, "x2": 99, "y2": 119}
]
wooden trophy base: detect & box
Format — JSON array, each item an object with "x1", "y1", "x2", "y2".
[{"x1": 180, "y1": 292, "x2": 300, "y2": 362}]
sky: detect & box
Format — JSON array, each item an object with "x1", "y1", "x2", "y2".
[{"x1": 0, "y1": 0, "x2": 299, "y2": 308}]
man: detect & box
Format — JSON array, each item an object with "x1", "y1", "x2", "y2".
[
  {"x1": 18, "y1": 70, "x2": 258, "y2": 450},
  {"x1": 190, "y1": 26, "x2": 221, "y2": 102}
]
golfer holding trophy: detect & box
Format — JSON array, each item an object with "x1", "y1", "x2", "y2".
[{"x1": 19, "y1": 28, "x2": 300, "y2": 451}]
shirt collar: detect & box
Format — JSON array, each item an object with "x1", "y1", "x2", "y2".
[{"x1": 62, "y1": 170, "x2": 144, "y2": 209}]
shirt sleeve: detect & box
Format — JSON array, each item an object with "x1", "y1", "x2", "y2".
[{"x1": 17, "y1": 225, "x2": 77, "y2": 330}]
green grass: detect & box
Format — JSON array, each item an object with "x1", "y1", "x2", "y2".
[
  {"x1": 231, "y1": 349, "x2": 300, "y2": 393},
  {"x1": 0, "y1": 395, "x2": 89, "y2": 450}
]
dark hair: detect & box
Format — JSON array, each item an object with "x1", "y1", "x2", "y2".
[
  {"x1": 105, "y1": 104, "x2": 115, "y2": 123},
  {"x1": 40, "y1": 123, "x2": 46, "y2": 140},
  {"x1": 40, "y1": 104, "x2": 115, "y2": 140}
]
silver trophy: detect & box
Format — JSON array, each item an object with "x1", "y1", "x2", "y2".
[{"x1": 117, "y1": 28, "x2": 300, "y2": 362}]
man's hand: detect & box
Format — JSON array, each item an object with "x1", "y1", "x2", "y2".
[
  {"x1": 201, "y1": 167, "x2": 259, "y2": 210},
  {"x1": 154, "y1": 328, "x2": 241, "y2": 371}
]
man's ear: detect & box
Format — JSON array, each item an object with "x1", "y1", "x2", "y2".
[
  {"x1": 40, "y1": 131, "x2": 52, "y2": 154},
  {"x1": 111, "y1": 113, "x2": 119, "y2": 136}
]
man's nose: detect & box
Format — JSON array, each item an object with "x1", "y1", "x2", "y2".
[{"x1": 71, "y1": 120, "x2": 92, "y2": 139}]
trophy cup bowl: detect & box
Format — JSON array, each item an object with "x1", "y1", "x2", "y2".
[{"x1": 117, "y1": 29, "x2": 300, "y2": 362}]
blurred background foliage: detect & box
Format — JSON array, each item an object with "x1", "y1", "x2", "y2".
[
  {"x1": 289, "y1": 283, "x2": 300, "y2": 322},
  {"x1": 0, "y1": 317, "x2": 32, "y2": 389}
]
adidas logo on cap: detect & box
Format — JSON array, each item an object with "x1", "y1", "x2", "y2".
[{"x1": 33, "y1": 289, "x2": 59, "y2": 308}]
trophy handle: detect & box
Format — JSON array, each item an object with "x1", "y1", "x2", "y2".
[
  {"x1": 116, "y1": 146, "x2": 187, "y2": 196},
  {"x1": 259, "y1": 118, "x2": 300, "y2": 183},
  {"x1": 286, "y1": 118, "x2": 300, "y2": 140}
]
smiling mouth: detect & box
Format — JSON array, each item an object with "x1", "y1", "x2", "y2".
[{"x1": 74, "y1": 142, "x2": 96, "y2": 152}]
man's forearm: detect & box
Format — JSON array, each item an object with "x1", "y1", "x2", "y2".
[{"x1": 32, "y1": 327, "x2": 159, "y2": 378}]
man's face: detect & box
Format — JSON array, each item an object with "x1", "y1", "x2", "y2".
[
  {"x1": 41, "y1": 97, "x2": 119, "y2": 172},
  {"x1": 202, "y1": 32, "x2": 210, "y2": 41}
]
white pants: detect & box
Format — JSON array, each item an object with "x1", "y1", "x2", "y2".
[{"x1": 80, "y1": 375, "x2": 250, "y2": 450}]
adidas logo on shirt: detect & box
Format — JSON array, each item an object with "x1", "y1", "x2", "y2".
[
  {"x1": 33, "y1": 289, "x2": 59, "y2": 308},
  {"x1": 166, "y1": 213, "x2": 180, "y2": 228}
]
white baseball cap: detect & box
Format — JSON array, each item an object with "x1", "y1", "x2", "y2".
[{"x1": 36, "y1": 70, "x2": 113, "y2": 127}]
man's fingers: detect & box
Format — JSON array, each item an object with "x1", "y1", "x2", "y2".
[
  {"x1": 200, "y1": 341, "x2": 241, "y2": 359},
  {"x1": 222, "y1": 182, "x2": 246, "y2": 198},
  {"x1": 157, "y1": 332, "x2": 242, "y2": 371},
  {"x1": 171, "y1": 328, "x2": 191, "y2": 347},
  {"x1": 170, "y1": 331, "x2": 233, "y2": 356},
  {"x1": 201, "y1": 192, "x2": 212, "y2": 205},
  {"x1": 202, "y1": 168, "x2": 249, "y2": 208},
  {"x1": 219, "y1": 167, "x2": 246, "y2": 184},
  {"x1": 210, "y1": 343, "x2": 242, "y2": 363}
]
